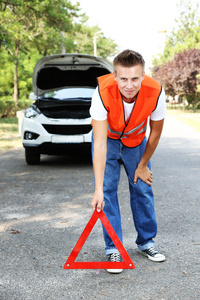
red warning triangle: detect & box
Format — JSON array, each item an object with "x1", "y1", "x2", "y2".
[{"x1": 64, "y1": 209, "x2": 135, "y2": 269}]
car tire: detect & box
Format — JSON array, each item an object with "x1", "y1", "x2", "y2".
[{"x1": 25, "y1": 148, "x2": 40, "y2": 165}]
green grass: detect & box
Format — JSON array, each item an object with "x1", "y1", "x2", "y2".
[
  {"x1": 0, "y1": 117, "x2": 22, "y2": 153},
  {"x1": 167, "y1": 109, "x2": 200, "y2": 133}
]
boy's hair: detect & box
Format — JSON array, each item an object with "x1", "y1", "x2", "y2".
[{"x1": 113, "y1": 49, "x2": 145, "y2": 72}]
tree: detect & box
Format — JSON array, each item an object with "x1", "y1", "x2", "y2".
[
  {"x1": 152, "y1": 62, "x2": 175, "y2": 96},
  {"x1": 153, "y1": 0, "x2": 200, "y2": 66},
  {"x1": 0, "y1": 1, "x2": 118, "y2": 103},
  {"x1": 152, "y1": 49, "x2": 200, "y2": 111},
  {"x1": 0, "y1": 0, "x2": 79, "y2": 103}
]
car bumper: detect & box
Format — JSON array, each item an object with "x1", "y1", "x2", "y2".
[{"x1": 21, "y1": 114, "x2": 92, "y2": 153}]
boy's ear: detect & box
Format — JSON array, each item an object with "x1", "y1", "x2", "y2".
[{"x1": 113, "y1": 71, "x2": 117, "y2": 81}]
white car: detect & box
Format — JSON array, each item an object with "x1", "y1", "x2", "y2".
[{"x1": 21, "y1": 54, "x2": 113, "y2": 164}]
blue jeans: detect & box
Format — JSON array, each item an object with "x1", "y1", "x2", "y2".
[{"x1": 92, "y1": 136, "x2": 157, "y2": 255}]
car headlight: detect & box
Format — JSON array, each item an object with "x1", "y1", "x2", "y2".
[{"x1": 25, "y1": 105, "x2": 41, "y2": 118}]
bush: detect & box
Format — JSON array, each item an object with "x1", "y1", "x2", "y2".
[
  {"x1": 0, "y1": 97, "x2": 16, "y2": 118},
  {"x1": 18, "y1": 99, "x2": 32, "y2": 111},
  {"x1": 0, "y1": 97, "x2": 32, "y2": 118}
]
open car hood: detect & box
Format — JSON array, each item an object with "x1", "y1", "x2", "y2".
[{"x1": 32, "y1": 53, "x2": 113, "y2": 96}]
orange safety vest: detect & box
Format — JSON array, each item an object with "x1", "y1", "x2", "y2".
[{"x1": 97, "y1": 73, "x2": 162, "y2": 148}]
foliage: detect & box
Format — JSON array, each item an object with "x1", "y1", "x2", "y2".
[
  {"x1": 197, "y1": 74, "x2": 200, "y2": 93},
  {"x1": 152, "y1": 0, "x2": 200, "y2": 111},
  {"x1": 0, "y1": 50, "x2": 14, "y2": 95},
  {"x1": 152, "y1": 49, "x2": 200, "y2": 111},
  {"x1": 0, "y1": 0, "x2": 118, "y2": 104},
  {"x1": 152, "y1": 0, "x2": 200, "y2": 66},
  {"x1": 0, "y1": 46, "x2": 42, "y2": 98},
  {"x1": 0, "y1": 0, "x2": 79, "y2": 52},
  {"x1": 0, "y1": 96, "x2": 32, "y2": 117},
  {"x1": 0, "y1": 0, "x2": 80, "y2": 103}
]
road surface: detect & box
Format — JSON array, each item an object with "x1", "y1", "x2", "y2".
[{"x1": 0, "y1": 114, "x2": 200, "y2": 299}]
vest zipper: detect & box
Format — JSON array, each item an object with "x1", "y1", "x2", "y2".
[
  {"x1": 120, "y1": 92, "x2": 139, "y2": 139},
  {"x1": 120, "y1": 94, "x2": 126, "y2": 138}
]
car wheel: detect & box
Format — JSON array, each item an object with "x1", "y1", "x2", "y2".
[{"x1": 25, "y1": 148, "x2": 40, "y2": 165}]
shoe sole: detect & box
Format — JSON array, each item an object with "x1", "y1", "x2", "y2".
[{"x1": 106, "y1": 268, "x2": 123, "y2": 274}]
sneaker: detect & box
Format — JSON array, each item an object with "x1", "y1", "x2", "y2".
[
  {"x1": 138, "y1": 247, "x2": 165, "y2": 262},
  {"x1": 106, "y1": 253, "x2": 123, "y2": 274}
]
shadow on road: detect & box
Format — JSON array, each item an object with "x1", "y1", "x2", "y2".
[{"x1": 39, "y1": 144, "x2": 92, "y2": 166}]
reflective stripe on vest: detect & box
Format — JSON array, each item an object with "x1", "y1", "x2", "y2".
[
  {"x1": 108, "y1": 121, "x2": 146, "y2": 137},
  {"x1": 121, "y1": 125, "x2": 147, "y2": 139}
]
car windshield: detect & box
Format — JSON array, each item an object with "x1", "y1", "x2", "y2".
[{"x1": 43, "y1": 88, "x2": 95, "y2": 100}]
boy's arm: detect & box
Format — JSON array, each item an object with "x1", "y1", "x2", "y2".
[
  {"x1": 134, "y1": 119, "x2": 164, "y2": 186},
  {"x1": 91, "y1": 119, "x2": 108, "y2": 211}
]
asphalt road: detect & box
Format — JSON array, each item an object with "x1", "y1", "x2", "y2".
[{"x1": 0, "y1": 114, "x2": 200, "y2": 300}]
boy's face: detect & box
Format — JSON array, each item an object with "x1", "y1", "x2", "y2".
[{"x1": 114, "y1": 64, "x2": 145, "y2": 102}]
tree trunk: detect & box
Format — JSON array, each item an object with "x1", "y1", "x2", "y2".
[
  {"x1": 61, "y1": 31, "x2": 65, "y2": 54},
  {"x1": 13, "y1": 42, "x2": 20, "y2": 104},
  {"x1": 193, "y1": 90, "x2": 197, "y2": 113}
]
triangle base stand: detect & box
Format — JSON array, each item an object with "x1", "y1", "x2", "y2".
[{"x1": 64, "y1": 209, "x2": 135, "y2": 270}]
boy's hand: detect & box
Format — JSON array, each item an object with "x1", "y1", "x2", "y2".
[
  {"x1": 134, "y1": 165, "x2": 153, "y2": 186},
  {"x1": 91, "y1": 190, "x2": 105, "y2": 212}
]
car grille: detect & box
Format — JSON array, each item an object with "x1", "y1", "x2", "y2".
[
  {"x1": 40, "y1": 106, "x2": 91, "y2": 119},
  {"x1": 42, "y1": 124, "x2": 92, "y2": 135}
]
